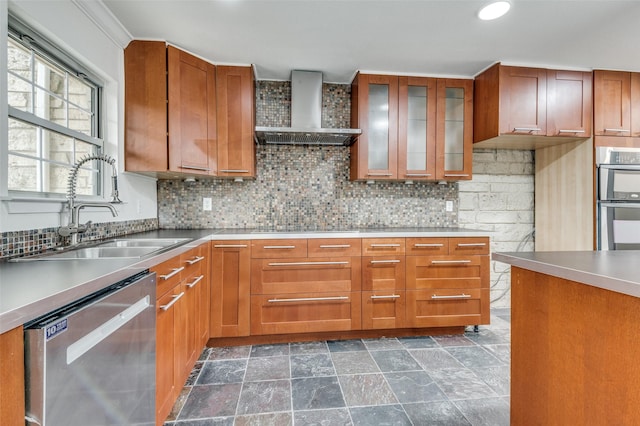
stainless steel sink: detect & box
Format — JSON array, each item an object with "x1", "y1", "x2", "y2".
[{"x1": 95, "y1": 238, "x2": 189, "y2": 248}]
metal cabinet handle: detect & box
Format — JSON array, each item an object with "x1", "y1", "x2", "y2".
[
  {"x1": 187, "y1": 275, "x2": 204, "y2": 288},
  {"x1": 604, "y1": 128, "x2": 629, "y2": 133},
  {"x1": 319, "y1": 244, "x2": 351, "y2": 248},
  {"x1": 180, "y1": 165, "x2": 211, "y2": 171},
  {"x1": 367, "y1": 173, "x2": 393, "y2": 176},
  {"x1": 558, "y1": 129, "x2": 585, "y2": 133},
  {"x1": 431, "y1": 293, "x2": 471, "y2": 300},
  {"x1": 268, "y1": 261, "x2": 349, "y2": 266},
  {"x1": 159, "y1": 266, "x2": 185, "y2": 280},
  {"x1": 370, "y1": 243, "x2": 400, "y2": 247},
  {"x1": 219, "y1": 169, "x2": 250, "y2": 173},
  {"x1": 430, "y1": 260, "x2": 472, "y2": 265},
  {"x1": 456, "y1": 243, "x2": 486, "y2": 247},
  {"x1": 444, "y1": 174, "x2": 470, "y2": 177},
  {"x1": 371, "y1": 294, "x2": 401, "y2": 299},
  {"x1": 370, "y1": 259, "x2": 401, "y2": 264},
  {"x1": 263, "y1": 245, "x2": 296, "y2": 249},
  {"x1": 414, "y1": 243, "x2": 444, "y2": 247},
  {"x1": 513, "y1": 127, "x2": 542, "y2": 132},
  {"x1": 268, "y1": 296, "x2": 349, "y2": 303},
  {"x1": 160, "y1": 292, "x2": 185, "y2": 311},
  {"x1": 186, "y1": 256, "x2": 205, "y2": 265},
  {"x1": 214, "y1": 244, "x2": 248, "y2": 248},
  {"x1": 405, "y1": 173, "x2": 431, "y2": 177}
]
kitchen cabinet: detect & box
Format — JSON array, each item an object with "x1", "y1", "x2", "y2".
[
  {"x1": 155, "y1": 282, "x2": 181, "y2": 425},
  {"x1": 210, "y1": 240, "x2": 251, "y2": 337},
  {"x1": 474, "y1": 63, "x2": 592, "y2": 149},
  {"x1": 0, "y1": 326, "x2": 24, "y2": 425},
  {"x1": 351, "y1": 73, "x2": 473, "y2": 181},
  {"x1": 594, "y1": 70, "x2": 640, "y2": 146}
]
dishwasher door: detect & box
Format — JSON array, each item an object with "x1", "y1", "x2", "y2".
[{"x1": 24, "y1": 271, "x2": 156, "y2": 426}]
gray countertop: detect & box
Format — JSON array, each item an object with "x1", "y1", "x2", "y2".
[
  {"x1": 493, "y1": 251, "x2": 640, "y2": 299},
  {"x1": 0, "y1": 227, "x2": 488, "y2": 334}
]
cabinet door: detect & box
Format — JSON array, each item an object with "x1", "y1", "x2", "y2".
[
  {"x1": 546, "y1": 70, "x2": 592, "y2": 138},
  {"x1": 196, "y1": 244, "x2": 211, "y2": 347},
  {"x1": 406, "y1": 255, "x2": 487, "y2": 290},
  {"x1": 168, "y1": 46, "x2": 217, "y2": 175},
  {"x1": 499, "y1": 66, "x2": 547, "y2": 136},
  {"x1": 406, "y1": 288, "x2": 485, "y2": 327},
  {"x1": 156, "y1": 285, "x2": 180, "y2": 423},
  {"x1": 175, "y1": 279, "x2": 192, "y2": 389},
  {"x1": 398, "y1": 77, "x2": 437, "y2": 180},
  {"x1": 210, "y1": 241, "x2": 251, "y2": 337},
  {"x1": 436, "y1": 79, "x2": 473, "y2": 180},
  {"x1": 216, "y1": 66, "x2": 255, "y2": 178},
  {"x1": 362, "y1": 291, "x2": 405, "y2": 330},
  {"x1": 351, "y1": 74, "x2": 399, "y2": 180},
  {"x1": 631, "y1": 73, "x2": 640, "y2": 137},
  {"x1": 594, "y1": 70, "x2": 631, "y2": 136}
]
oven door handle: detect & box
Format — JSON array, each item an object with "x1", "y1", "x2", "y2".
[
  {"x1": 599, "y1": 164, "x2": 640, "y2": 171},
  {"x1": 599, "y1": 202, "x2": 640, "y2": 208}
]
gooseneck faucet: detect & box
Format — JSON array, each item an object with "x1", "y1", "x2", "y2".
[{"x1": 58, "y1": 154, "x2": 123, "y2": 245}]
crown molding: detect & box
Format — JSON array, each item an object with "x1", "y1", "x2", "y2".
[{"x1": 71, "y1": 0, "x2": 132, "y2": 48}]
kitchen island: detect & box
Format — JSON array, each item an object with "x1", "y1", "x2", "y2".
[{"x1": 494, "y1": 251, "x2": 640, "y2": 426}]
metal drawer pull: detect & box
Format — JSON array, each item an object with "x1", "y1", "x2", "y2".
[
  {"x1": 370, "y1": 243, "x2": 400, "y2": 247},
  {"x1": 268, "y1": 261, "x2": 349, "y2": 266},
  {"x1": 371, "y1": 294, "x2": 401, "y2": 299},
  {"x1": 604, "y1": 128, "x2": 629, "y2": 132},
  {"x1": 160, "y1": 292, "x2": 185, "y2": 311},
  {"x1": 558, "y1": 129, "x2": 585, "y2": 133},
  {"x1": 444, "y1": 174, "x2": 470, "y2": 177},
  {"x1": 180, "y1": 165, "x2": 211, "y2": 171},
  {"x1": 367, "y1": 173, "x2": 393, "y2": 176},
  {"x1": 456, "y1": 243, "x2": 486, "y2": 247},
  {"x1": 414, "y1": 243, "x2": 444, "y2": 247},
  {"x1": 431, "y1": 293, "x2": 471, "y2": 300},
  {"x1": 268, "y1": 296, "x2": 349, "y2": 303},
  {"x1": 159, "y1": 266, "x2": 185, "y2": 280},
  {"x1": 513, "y1": 127, "x2": 542, "y2": 132},
  {"x1": 214, "y1": 244, "x2": 248, "y2": 248},
  {"x1": 187, "y1": 275, "x2": 204, "y2": 288},
  {"x1": 186, "y1": 256, "x2": 205, "y2": 265},
  {"x1": 263, "y1": 245, "x2": 296, "y2": 249},
  {"x1": 405, "y1": 173, "x2": 431, "y2": 177},
  {"x1": 431, "y1": 260, "x2": 472, "y2": 265},
  {"x1": 219, "y1": 169, "x2": 250, "y2": 173},
  {"x1": 319, "y1": 244, "x2": 351, "y2": 248},
  {"x1": 370, "y1": 259, "x2": 401, "y2": 264}
]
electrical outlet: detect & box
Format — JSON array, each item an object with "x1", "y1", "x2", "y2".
[
  {"x1": 445, "y1": 200, "x2": 454, "y2": 212},
  {"x1": 136, "y1": 199, "x2": 141, "y2": 214},
  {"x1": 203, "y1": 197, "x2": 212, "y2": 211}
]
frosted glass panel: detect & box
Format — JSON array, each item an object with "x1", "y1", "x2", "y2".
[
  {"x1": 444, "y1": 87, "x2": 465, "y2": 171},
  {"x1": 406, "y1": 85, "x2": 427, "y2": 170},
  {"x1": 368, "y1": 84, "x2": 389, "y2": 170}
]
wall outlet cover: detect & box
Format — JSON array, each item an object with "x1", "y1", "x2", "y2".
[{"x1": 203, "y1": 197, "x2": 212, "y2": 211}]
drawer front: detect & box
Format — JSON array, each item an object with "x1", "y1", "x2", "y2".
[
  {"x1": 406, "y1": 288, "x2": 484, "y2": 327},
  {"x1": 251, "y1": 239, "x2": 307, "y2": 258},
  {"x1": 308, "y1": 238, "x2": 362, "y2": 257},
  {"x1": 181, "y1": 246, "x2": 206, "y2": 279},
  {"x1": 448, "y1": 237, "x2": 490, "y2": 255},
  {"x1": 362, "y1": 238, "x2": 406, "y2": 256},
  {"x1": 250, "y1": 292, "x2": 362, "y2": 335},
  {"x1": 406, "y1": 255, "x2": 488, "y2": 290},
  {"x1": 152, "y1": 255, "x2": 184, "y2": 298},
  {"x1": 362, "y1": 256, "x2": 405, "y2": 291},
  {"x1": 406, "y1": 238, "x2": 449, "y2": 256},
  {"x1": 251, "y1": 257, "x2": 361, "y2": 294},
  {"x1": 362, "y1": 291, "x2": 405, "y2": 330}
]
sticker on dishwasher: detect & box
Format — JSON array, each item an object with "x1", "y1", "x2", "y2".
[{"x1": 45, "y1": 318, "x2": 68, "y2": 341}]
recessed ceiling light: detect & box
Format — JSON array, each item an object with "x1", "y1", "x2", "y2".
[{"x1": 478, "y1": 1, "x2": 511, "y2": 20}]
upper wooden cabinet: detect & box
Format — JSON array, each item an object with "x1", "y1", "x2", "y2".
[
  {"x1": 474, "y1": 63, "x2": 592, "y2": 149},
  {"x1": 594, "y1": 70, "x2": 640, "y2": 146},
  {"x1": 124, "y1": 40, "x2": 255, "y2": 178},
  {"x1": 351, "y1": 73, "x2": 473, "y2": 181}
]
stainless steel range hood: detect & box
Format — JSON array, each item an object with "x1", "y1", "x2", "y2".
[{"x1": 255, "y1": 70, "x2": 361, "y2": 146}]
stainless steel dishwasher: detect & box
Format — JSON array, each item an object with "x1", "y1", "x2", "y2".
[{"x1": 24, "y1": 271, "x2": 156, "y2": 425}]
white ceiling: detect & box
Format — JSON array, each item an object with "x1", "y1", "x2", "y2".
[{"x1": 101, "y1": 0, "x2": 640, "y2": 83}]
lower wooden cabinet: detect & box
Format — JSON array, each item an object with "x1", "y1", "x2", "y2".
[
  {"x1": 362, "y1": 291, "x2": 406, "y2": 329},
  {"x1": 406, "y1": 288, "x2": 487, "y2": 327}
]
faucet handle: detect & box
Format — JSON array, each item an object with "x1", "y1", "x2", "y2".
[
  {"x1": 58, "y1": 226, "x2": 73, "y2": 237},
  {"x1": 78, "y1": 221, "x2": 92, "y2": 233}
]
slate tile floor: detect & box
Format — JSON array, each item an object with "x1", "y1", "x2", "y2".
[{"x1": 165, "y1": 309, "x2": 511, "y2": 426}]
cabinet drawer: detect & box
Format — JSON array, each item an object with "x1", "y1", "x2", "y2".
[
  {"x1": 406, "y1": 288, "x2": 484, "y2": 327},
  {"x1": 406, "y1": 238, "x2": 449, "y2": 255},
  {"x1": 362, "y1": 291, "x2": 405, "y2": 330},
  {"x1": 251, "y1": 257, "x2": 361, "y2": 294},
  {"x1": 406, "y1": 255, "x2": 488, "y2": 290},
  {"x1": 181, "y1": 246, "x2": 206, "y2": 279},
  {"x1": 448, "y1": 238, "x2": 489, "y2": 255},
  {"x1": 308, "y1": 238, "x2": 361, "y2": 257},
  {"x1": 362, "y1": 256, "x2": 405, "y2": 291},
  {"x1": 251, "y1": 239, "x2": 307, "y2": 258},
  {"x1": 250, "y1": 292, "x2": 361, "y2": 335},
  {"x1": 153, "y1": 255, "x2": 184, "y2": 298},
  {"x1": 362, "y1": 238, "x2": 405, "y2": 256}
]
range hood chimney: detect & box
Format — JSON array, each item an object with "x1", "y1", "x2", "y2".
[{"x1": 255, "y1": 70, "x2": 362, "y2": 146}]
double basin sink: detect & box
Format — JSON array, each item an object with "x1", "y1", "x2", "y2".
[{"x1": 12, "y1": 238, "x2": 190, "y2": 261}]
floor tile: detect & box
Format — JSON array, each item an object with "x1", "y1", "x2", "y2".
[
  {"x1": 483, "y1": 344, "x2": 510, "y2": 364},
  {"x1": 403, "y1": 401, "x2": 471, "y2": 426},
  {"x1": 487, "y1": 315, "x2": 511, "y2": 330},
  {"x1": 166, "y1": 418, "x2": 234, "y2": 426},
  {"x1": 432, "y1": 334, "x2": 476, "y2": 347},
  {"x1": 445, "y1": 346, "x2": 504, "y2": 369},
  {"x1": 166, "y1": 386, "x2": 191, "y2": 421},
  {"x1": 208, "y1": 346, "x2": 251, "y2": 361},
  {"x1": 291, "y1": 376, "x2": 346, "y2": 410},
  {"x1": 338, "y1": 374, "x2": 397, "y2": 406},
  {"x1": 362, "y1": 337, "x2": 403, "y2": 350},
  {"x1": 384, "y1": 371, "x2": 446, "y2": 403},
  {"x1": 290, "y1": 340, "x2": 329, "y2": 354},
  {"x1": 327, "y1": 339, "x2": 366, "y2": 352},
  {"x1": 409, "y1": 348, "x2": 465, "y2": 371},
  {"x1": 250, "y1": 343, "x2": 290, "y2": 357},
  {"x1": 454, "y1": 397, "x2": 510, "y2": 426},
  {"x1": 429, "y1": 368, "x2": 498, "y2": 400},
  {"x1": 294, "y1": 408, "x2": 353, "y2": 425},
  {"x1": 464, "y1": 329, "x2": 510, "y2": 345},
  {"x1": 244, "y1": 355, "x2": 290, "y2": 381},
  {"x1": 349, "y1": 404, "x2": 412, "y2": 426},
  {"x1": 370, "y1": 349, "x2": 423, "y2": 372},
  {"x1": 331, "y1": 351, "x2": 380, "y2": 375},
  {"x1": 196, "y1": 359, "x2": 247, "y2": 385},
  {"x1": 472, "y1": 366, "x2": 510, "y2": 396},
  {"x1": 177, "y1": 383, "x2": 242, "y2": 419},
  {"x1": 398, "y1": 335, "x2": 438, "y2": 349},
  {"x1": 198, "y1": 347, "x2": 212, "y2": 361},
  {"x1": 290, "y1": 353, "x2": 335, "y2": 378},
  {"x1": 185, "y1": 362, "x2": 205, "y2": 386},
  {"x1": 234, "y1": 412, "x2": 292, "y2": 426},
  {"x1": 236, "y1": 380, "x2": 291, "y2": 415}
]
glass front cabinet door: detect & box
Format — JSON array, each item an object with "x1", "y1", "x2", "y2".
[{"x1": 436, "y1": 79, "x2": 473, "y2": 181}]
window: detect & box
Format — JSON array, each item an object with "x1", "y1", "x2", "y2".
[{"x1": 6, "y1": 17, "x2": 103, "y2": 197}]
